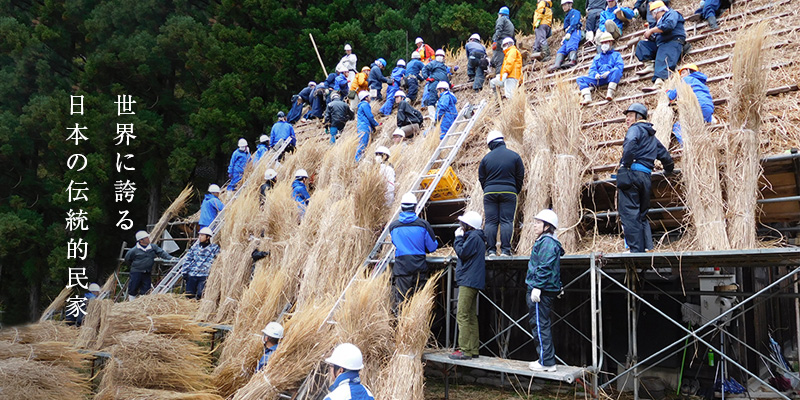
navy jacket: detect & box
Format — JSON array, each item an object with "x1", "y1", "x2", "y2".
[
  {"x1": 368, "y1": 64, "x2": 388, "y2": 89},
  {"x1": 454, "y1": 229, "x2": 487, "y2": 290},
  {"x1": 389, "y1": 212, "x2": 438, "y2": 276},
  {"x1": 199, "y1": 194, "x2": 224, "y2": 227},
  {"x1": 479, "y1": 141, "x2": 525, "y2": 194},
  {"x1": 465, "y1": 41, "x2": 487, "y2": 58},
  {"x1": 124, "y1": 243, "x2": 173, "y2": 273},
  {"x1": 421, "y1": 60, "x2": 449, "y2": 82},
  {"x1": 620, "y1": 121, "x2": 674, "y2": 172},
  {"x1": 298, "y1": 86, "x2": 314, "y2": 102},
  {"x1": 406, "y1": 59, "x2": 425, "y2": 79},
  {"x1": 654, "y1": 9, "x2": 686, "y2": 45},
  {"x1": 525, "y1": 233, "x2": 564, "y2": 292}
]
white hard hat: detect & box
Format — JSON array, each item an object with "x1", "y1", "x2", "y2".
[
  {"x1": 199, "y1": 227, "x2": 214, "y2": 236},
  {"x1": 308, "y1": 81, "x2": 316, "y2": 87},
  {"x1": 295, "y1": 169, "x2": 309, "y2": 178},
  {"x1": 469, "y1": 33, "x2": 481, "y2": 41},
  {"x1": 88, "y1": 283, "x2": 101, "y2": 292},
  {"x1": 397, "y1": 59, "x2": 406, "y2": 67},
  {"x1": 394, "y1": 90, "x2": 406, "y2": 98},
  {"x1": 393, "y1": 128, "x2": 405, "y2": 137},
  {"x1": 261, "y1": 322, "x2": 284, "y2": 339},
  {"x1": 208, "y1": 184, "x2": 221, "y2": 193},
  {"x1": 415, "y1": 37, "x2": 424, "y2": 44},
  {"x1": 534, "y1": 209, "x2": 559, "y2": 229},
  {"x1": 375, "y1": 146, "x2": 391, "y2": 156},
  {"x1": 458, "y1": 211, "x2": 483, "y2": 230},
  {"x1": 502, "y1": 37, "x2": 515, "y2": 46},
  {"x1": 562, "y1": 0, "x2": 574, "y2": 4},
  {"x1": 486, "y1": 130, "x2": 504, "y2": 144},
  {"x1": 259, "y1": 134, "x2": 269, "y2": 143},
  {"x1": 435, "y1": 49, "x2": 446, "y2": 57},
  {"x1": 344, "y1": 44, "x2": 352, "y2": 51},
  {"x1": 325, "y1": 343, "x2": 364, "y2": 371},
  {"x1": 411, "y1": 51, "x2": 421, "y2": 59},
  {"x1": 436, "y1": 81, "x2": 450, "y2": 90},
  {"x1": 401, "y1": 192, "x2": 417, "y2": 205},
  {"x1": 358, "y1": 91, "x2": 370, "y2": 100},
  {"x1": 264, "y1": 168, "x2": 277, "y2": 180},
  {"x1": 135, "y1": 231, "x2": 150, "y2": 241},
  {"x1": 238, "y1": 138, "x2": 248, "y2": 147}
]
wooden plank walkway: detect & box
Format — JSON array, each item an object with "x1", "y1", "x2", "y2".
[{"x1": 423, "y1": 349, "x2": 589, "y2": 384}]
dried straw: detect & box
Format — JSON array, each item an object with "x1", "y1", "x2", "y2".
[
  {"x1": 0, "y1": 357, "x2": 90, "y2": 399},
  {"x1": 0, "y1": 320, "x2": 79, "y2": 344},
  {"x1": 729, "y1": 22, "x2": 768, "y2": 133},
  {"x1": 497, "y1": 89, "x2": 527, "y2": 145},
  {"x1": 38, "y1": 286, "x2": 72, "y2": 322},
  {"x1": 376, "y1": 271, "x2": 443, "y2": 400},
  {"x1": 551, "y1": 154, "x2": 582, "y2": 252},
  {"x1": 650, "y1": 92, "x2": 676, "y2": 149},
  {"x1": 114, "y1": 293, "x2": 199, "y2": 316},
  {"x1": 76, "y1": 298, "x2": 111, "y2": 349},
  {"x1": 150, "y1": 185, "x2": 193, "y2": 245},
  {"x1": 0, "y1": 341, "x2": 90, "y2": 368},
  {"x1": 95, "y1": 386, "x2": 224, "y2": 400},
  {"x1": 99, "y1": 331, "x2": 213, "y2": 392},
  {"x1": 99, "y1": 272, "x2": 118, "y2": 298},
  {"x1": 95, "y1": 312, "x2": 212, "y2": 350},
  {"x1": 232, "y1": 301, "x2": 337, "y2": 400},
  {"x1": 678, "y1": 80, "x2": 731, "y2": 251},
  {"x1": 517, "y1": 148, "x2": 553, "y2": 254},
  {"x1": 544, "y1": 80, "x2": 583, "y2": 156}
]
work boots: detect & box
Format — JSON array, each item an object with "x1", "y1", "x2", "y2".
[
  {"x1": 706, "y1": 15, "x2": 719, "y2": 30},
  {"x1": 585, "y1": 30, "x2": 595, "y2": 44},
  {"x1": 641, "y1": 78, "x2": 664, "y2": 93},
  {"x1": 564, "y1": 51, "x2": 578, "y2": 69},
  {"x1": 548, "y1": 53, "x2": 566, "y2": 72},
  {"x1": 636, "y1": 60, "x2": 655, "y2": 76},
  {"x1": 541, "y1": 42, "x2": 551, "y2": 62},
  {"x1": 605, "y1": 82, "x2": 618, "y2": 101},
  {"x1": 427, "y1": 106, "x2": 436, "y2": 121},
  {"x1": 580, "y1": 88, "x2": 593, "y2": 105}
]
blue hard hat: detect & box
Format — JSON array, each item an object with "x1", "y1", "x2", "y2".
[
  {"x1": 499, "y1": 6, "x2": 510, "y2": 15},
  {"x1": 377, "y1": 58, "x2": 386, "y2": 67}
]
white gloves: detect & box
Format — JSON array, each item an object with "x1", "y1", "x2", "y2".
[
  {"x1": 601, "y1": 71, "x2": 610, "y2": 79},
  {"x1": 564, "y1": 33, "x2": 571, "y2": 41},
  {"x1": 455, "y1": 227, "x2": 464, "y2": 237},
  {"x1": 595, "y1": 73, "x2": 602, "y2": 79},
  {"x1": 530, "y1": 288, "x2": 541, "y2": 303},
  {"x1": 501, "y1": 73, "x2": 508, "y2": 80}
]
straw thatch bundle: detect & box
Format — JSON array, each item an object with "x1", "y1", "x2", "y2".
[
  {"x1": 0, "y1": 341, "x2": 90, "y2": 368},
  {"x1": 213, "y1": 269, "x2": 291, "y2": 398},
  {"x1": 544, "y1": 80, "x2": 583, "y2": 156},
  {"x1": 315, "y1": 134, "x2": 360, "y2": 189},
  {"x1": 94, "y1": 312, "x2": 211, "y2": 350},
  {"x1": 232, "y1": 302, "x2": 337, "y2": 400},
  {"x1": 113, "y1": 293, "x2": 199, "y2": 316},
  {"x1": 99, "y1": 273, "x2": 118, "y2": 299},
  {"x1": 76, "y1": 298, "x2": 111, "y2": 348},
  {"x1": 0, "y1": 357, "x2": 90, "y2": 399},
  {"x1": 95, "y1": 386, "x2": 225, "y2": 400},
  {"x1": 725, "y1": 23, "x2": 767, "y2": 249},
  {"x1": 0, "y1": 320, "x2": 79, "y2": 344},
  {"x1": 212, "y1": 241, "x2": 262, "y2": 324},
  {"x1": 650, "y1": 93, "x2": 676, "y2": 149},
  {"x1": 353, "y1": 166, "x2": 392, "y2": 231},
  {"x1": 497, "y1": 89, "x2": 527, "y2": 145},
  {"x1": 376, "y1": 272, "x2": 442, "y2": 400},
  {"x1": 150, "y1": 185, "x2": 193, "y2": 244},
  {"x1": 262, "y1": 180, "x2": 301, "y2": 242},
  {"x1": 38, "y1": 286, "x2": 73, "y2": 322},
  {"x1": 551, "y1": 154, "x2": 582, "y2": 252},
  {"x1": 678, "y1": 81, "x2": 731, "y2": 251},
  {"x1": 517, "y1": 148, "x2": 553, "y2": 254},
  {"x1": 729, "y1": 22, "x2": 768, "y2": 133},
  {"x1": 99, "y1": 331, "x2": 213, "y2": 392}
]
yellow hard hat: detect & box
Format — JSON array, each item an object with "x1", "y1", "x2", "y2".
[
  {"x1": 649, "y1": 1, "x2": 666, "y2": 11},
  {"x1": 679, "y1": 63, "x2": 699, "y2": 73}
]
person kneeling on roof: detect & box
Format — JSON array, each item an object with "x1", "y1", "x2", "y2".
[
  {"x1": 577, "y1": 32, "x2": 624, "y2": 105},
  {"x1": 292, "y1": 169, "x2": 311, "y2": 217},
  {"x1": 182, "y1": 227, "x2": 220, "y2": 300},
  {"x1": 256, "y1": 322, "x2": 283, "y2": 372},
  {"x1": 375, "y1": 146, "x2": 396, "y2": 206},
  {"x1": 324, "y1": 343, "x2": 374, "y2": 400},
  {"x1": 527, "y1": 209, "x2": 564, "y2": 373},
  {"x1": 667, "y1": 63, "x2": 715, "y2": 123},
  {"x1": 395, "y1": 90, "x2": 423, "y2": 142},
  {"x1": 449, "y1": 211, "x2": 487, "y2": 360}
]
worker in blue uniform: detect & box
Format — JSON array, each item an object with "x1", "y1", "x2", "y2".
[
  {"x1": 635, "y1": 1, "x2": 686, "y2": 91},
  {"x1": 227, "y1": 138, "x2": 251, "y2": 191},
  {"x1": 287, "y1": 82, "x2": 316, "y2": 124},
  {"x1": 550, "y1": 0, "x2": 583, "y2": 72},
  {"x1": 388, "y1": 192, "x2": 438, "y2": 306},
  {"x1": 199, "y1": 184, "x2": 224, "y2": 229}
]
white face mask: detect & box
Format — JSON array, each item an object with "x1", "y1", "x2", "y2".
[
  {"x1": 435, "y1": 56, "x2": 444, "y2": 62},
  {"x1": 375, "y1": 155, "x2": 383, "y2": 163},
  {"x1": 601, "y1": 44, "x2": 611, "y2": 53}
]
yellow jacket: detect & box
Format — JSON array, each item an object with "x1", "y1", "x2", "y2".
[
  {"x1": 350, "y1": 72, "x2": 369, "y2": 92},
  {"x1": 534, "y1": 0, "x2": 553, "y2": 28},
  {"x1": 501, "y1": 45, "x2": 522, "y2": 82}
]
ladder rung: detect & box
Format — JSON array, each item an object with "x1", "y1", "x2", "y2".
[
  {"x1": 440, "y1": 145, "x2": 456, "y2": 150},
  {"x1": 411, "y1": 189, "x2": 426, "y2": 193}
]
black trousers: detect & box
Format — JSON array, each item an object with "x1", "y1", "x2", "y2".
[
  {"x1": 616, "y1": 168, "x2": 653, "y2": 252},
  {"x1": 128, "y1": 270, "x2": 152, "y2": 296},
  {"x1": 484, "y1": 192, "x2": 517, "y2": 253},
  {"x1": 393, "y1": 272, "x2": 427, "y2": 306}
]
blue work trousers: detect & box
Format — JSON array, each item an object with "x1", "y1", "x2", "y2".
[
  {"x1": 128, "y1": 271, "x2": 152, "y2": 296},
  {"x1": 635, "y1": 39, "x2": 683, "y2": 81},
  {"x1": 227, "y1": 173, "x2": 243, "y2": 191},
  {"x1": 407, "y1": 77, "x2": 420, "y2": 102},
  {"x1": 380, "y1": 85, "x2": 400, "y2": 115},
  {"x1": 557, "y1": 33, "x2": 582, "y2": 55},
  {"x1": 329, "y1": 126, "x2": 339, "y2": 144},
  {"x1": 527, "y1": 289, "x2": 557, "y2": 367},
  {"x1": 355, "y1": 129, "x2": 370, "y2": 162},
  {"x1": 702, "y1": 0, "x2": 720, "y2": 19},
  {"x1": 185, "y1": 275, "x2": 207, "y2": 299},
  {"x1": 616, "y1": 168, "x2": 654, "y2": 252},
  {"x1": 467, "y1": 56, "x2": 486, "y2": 90},
  {"x1": 576, "y1": 68, "x2": 623, "y2": 90}
]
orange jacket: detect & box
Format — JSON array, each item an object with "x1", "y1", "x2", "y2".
[
  {"x1": 350, "y1": 71, "x2": 369, "y2": 92},
  {"x1": 501, "y1": 45, "x2": 522, "y2": 82},
  {"x1": 417, "y1": 44, "x2": 435, "y2": 63}
]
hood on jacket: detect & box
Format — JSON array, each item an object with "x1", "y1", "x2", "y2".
[
  {"x1": 690, "y1": 71, "x2": 708, "y2": 83},
  {"x1": 399, "y1": 211, "x2": 418, "y2": 223},
  {"x1": 488, "y1": 140, "x2": 505, "y2": 151},
  {"x1": 292, "y1": 178, "x2": 306, "y2": 188},
  {"x1": 634, "y1": 121, "x2": 656, "y2": 136}
]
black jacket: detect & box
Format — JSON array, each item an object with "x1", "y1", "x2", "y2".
[
  {"x1": 620, "y1": 121, "x2": 674, "y2": 172},
  {"x1": 454, "y1": 229, "x2": 487, "y2": 290},
  {"x1": 323, "y1": 99, "x2": 354, "y2": 129},
  {"x1": 124, "y1": 244, "x2": 173, "y2": 273},
  {"x1": 479, "y1": 141, "x2": 525, "y2": 194},
  {"x1": 397, "y1": 101, "x2": 423, "y2": 127}
]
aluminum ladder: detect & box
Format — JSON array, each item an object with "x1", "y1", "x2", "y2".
[{"x1": 150, "y1": 139, "x2": 291, "y2": 295}]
